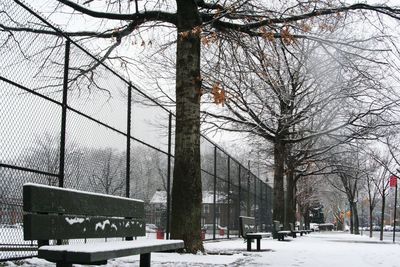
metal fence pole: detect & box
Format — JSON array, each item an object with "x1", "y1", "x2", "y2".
[
  {"x1": 254, "y1": 176, "x2": 257, "y2": 224},
  {"x1": 213, "y1": 146, "x2": 217, "y2": 240},
  {"x1": 125, "y1": 84, "x2": 133, "y2": 242},
  {"x1": 126, "y1": 84, "x2": 132, "y2": 198},
  {"x1": 166, "y1": 112, "x2": 172, "y2": 239},
  {"x1": 59, "y1": 40, "x2": 70, "y2": 188},
  {"x1": 260, "y1": 181, "x2": 263, "y2": 230},
  {"x1": 247, "y1": 161, "x2": 250, "y2": 217},
  {"x1": 267, "y1": 183, "x2": 270, "y2": 229},
  {"x1": 238, "y1": 164, "x2": 241, "y2": 237},
  {"x1": 227, "y1": 156, "x2": 231, "y2": 239}
]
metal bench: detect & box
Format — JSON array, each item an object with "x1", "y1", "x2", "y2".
[
  {"x1": 297, "y1": 224, "x2": 312, "y2": 235},
  {"x1": 289, "y1": 223, "x2": 302, "y2": 237},
  {"x1": 23, "y1": 183, "x2": 184, "y2": 267},
  {"x1": 239, "y1": 216, "x2": 271, "y2": 251},
  {"x1": 272, "y1": 221, "x2": 291, "y2": 241}
]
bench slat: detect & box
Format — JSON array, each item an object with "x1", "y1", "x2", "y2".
[
  {"x1": 245, "y1": 232, "x2": 271, "y2": 237},
  {"x1": 24, "y1": 214, "x2": 145, "y2": 240},
  {"x1": 239, "y1": 216, "x2": 257, "y2": 238},
  {"x1": 23, "y1": 184, "x2": 144, "y2": 218},
  {"x1": 38, "y1": 240, "x2": 184, "y2": 264}
]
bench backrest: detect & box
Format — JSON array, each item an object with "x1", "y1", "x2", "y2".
[
  {"x1": 239, "y1": 216, "x2": 256, "y2": 238},
  {"x1": 23, "y1": 183, "x2": 145, "y2": 242},
  {"x1": 273, "y1": 220, "x2": 281, "y2": 232}
]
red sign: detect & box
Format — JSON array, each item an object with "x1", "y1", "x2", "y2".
[{"x1": 390, "y1": 175, "x2": 398, "y2": 187}]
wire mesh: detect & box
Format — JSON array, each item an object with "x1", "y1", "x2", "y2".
[{"x1": 0, "y1": 0, "x2": 272, "y2": 261}]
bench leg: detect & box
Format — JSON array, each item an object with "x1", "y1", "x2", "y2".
[
  {"x1": 256, "y1": 238, "x2": 261, "y2": 251},
  {"x1": 247, "y1": 238, "x2": 252, "y2": 251},
  {"x1": 140, "y1": 253, "x2": 151, "y2": 267}
]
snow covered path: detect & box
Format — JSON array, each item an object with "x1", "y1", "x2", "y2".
[{"x1": 4, "y1": 232, "x2": 400, "y2": 267}]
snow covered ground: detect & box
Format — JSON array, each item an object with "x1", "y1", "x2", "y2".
[{"x1": 3, "y1": 231, "x2": 400, "y2": 267}]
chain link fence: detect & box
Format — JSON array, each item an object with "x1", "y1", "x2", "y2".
[{"x1": 0, "y1": 0, "x2": 273, "y2": 261}]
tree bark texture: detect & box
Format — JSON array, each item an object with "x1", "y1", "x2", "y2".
[
  {"x1": 285, "y1": 159, "x2": 296, "y2": 228},
  {"x1": 273, "y1": 139, "x2": 285, "y2": 223},
  {"x1": 349, "y1": 201, "x2": 354, "y2": 234},
  {"x1": 380, "y1": 192, "x2": 385, "y2": 241},
  {"x1": 351, "y1": 202, "x2": 360, "y2": 234},
  {"x1": 170, "y1": 0, "x2": 203, "y2": 253},
  {"x1": 303, "y1": 206, "x2": 311, "y2": 230},
  {"x1": 369, "y1": 206, "x2": 373, "y2": 238}
]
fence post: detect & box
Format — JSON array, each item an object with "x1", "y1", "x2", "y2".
[
  {"x1": 260, "y1": 181, "x2": 263, "y2": 230},
  {"x1": 126, "y1": 84, "x2": 132, "y2": 198},
  {"x1": 238, "y1": 164, "x2": 241, "y2": 238},
  {"x1": 59, "y1": 39, "x2": 70, "y2": 188},
  {"x1": 260, "y1": 182, "x2": 262, "y2": 226},
  {"x1": 227, "y1": 156, "x2": 231, "y2": 239},
  {"x1": 265, "y1": 183, "x2": 272, "y2": 231},
  {"x1": 213, "y1": 146, "x2": 217, "y2": 240},
  {"x1": 254, "y1": 177, "x2": 257, "y2": 225},
  {"x1": 247, "y1": 161, "x2": 250, "y2": 217},
  {"x1": 166, "y1": 112, "x2": 172, "y2": 239},
  {"x1": 125, "y1": 84, "x2": 133, "y2": 241}
]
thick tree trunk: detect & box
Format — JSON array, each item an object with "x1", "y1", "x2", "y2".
[
  {"x1": 273, "y1": 139, "x2": 285, "y2": 223},
  {"x1": 380, "y1": 192, "x2": 385, "y2": 241},
  {"x1": 170, "y1": 0, "x2": 203, "y2": 253},
  {"x1": 369, "y1": 206, "x2": 373, "y2": 238},
  {"x1": 352, "y1": 202, "x2": 360, "y2": 235},
  {"x1": 303, "y1": 206, "x2": 310, "y2": 230},
  {"x1": 349, "y1": 201, "x2": 353, "y2": 234},
  {"x1": 285, "y1": 160, "x2": 296, "y2": 229}
]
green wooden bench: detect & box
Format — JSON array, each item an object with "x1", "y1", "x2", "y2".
[
  {"x1": 272, "y1": 221, "x2": 291, "y2": 241},
  {"x1": 297, "y1": 224, "x2": 312, "y2": 235},
  {"x1": 239, "y1": 216, "x2": 271, "y2": 251},
  {"x1": 23, "y1": 183, "x2": 184, "y2": 267},
  {"x1": 289, "y1": 223, "x2": 302, "y2": 237}
]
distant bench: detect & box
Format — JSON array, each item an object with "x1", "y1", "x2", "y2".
[
  {"x1": 272, "y1": 221, "x2": 291, "y2": 241},
  {"x1": 289, "y1": 223, "x2": 302, "y2": 237},
  {"x1": 23, "y1": 183, "x2": 184, "y2": 267},
  {"x1": 239, "y1": 216, "x2": 271, "y2": 251},
  {"x1": 296, "y1": 224, "x2": 312, "y2": 235}
]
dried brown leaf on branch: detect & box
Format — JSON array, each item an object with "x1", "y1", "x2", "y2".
[
  {"x1": 260, "y1": 27, "x2": 275, "y2": 42},
  {"x1": 211, "y1": 82, "x2": 226, "y2": 106},
  {"x1": 281, "y1": 26, "x2": 296, "y2": 45}
]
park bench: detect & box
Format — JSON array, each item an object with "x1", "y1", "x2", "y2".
[
  {"x1": 289, "y1": 223, "x2": 302, "y2": 237},
  {"x1": 23, "y1": 183, "x2": 184, "y2": 267},
  {"x1": 298, "y1": 224, "x2": 312, "y2": 235},
  {"x1": 239, "y1": 216, "x2": 271, "y2": 251},
  {"x1": 272, "y1": 221, "x2": 291, "y2": 241}
]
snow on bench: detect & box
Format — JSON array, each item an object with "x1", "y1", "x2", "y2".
[
  {"x1": 273, "y1": 221, "x2": 291, "y2": 241},
  {"x1": 23, "y1": 183, "x2": 184, "y2": 267},
  {"x1": 239, "y1": 216, "x2": 271, "y2": 251}
]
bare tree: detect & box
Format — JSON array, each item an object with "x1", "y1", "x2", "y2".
[
  {"x1": 201, "y1": 26, "x2": 399, "y2": 227},
  {"x1": 88, "y1": 148, "x2": 125, "y2": 196},
  {"x1": 6, "y1": 0, "x2": 400, "y2": 252}
]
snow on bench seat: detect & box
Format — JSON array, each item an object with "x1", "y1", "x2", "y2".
[
  {"x1": 39, "y1": 240, "x2": 184, "y2": 264},
  {"x1": 246, "y1": 232, "x2": 272, "y2": 238}
]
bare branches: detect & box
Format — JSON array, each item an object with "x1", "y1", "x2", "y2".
[{"x1": 57, "y1": 0, "x2": 177, "y2": 25}]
